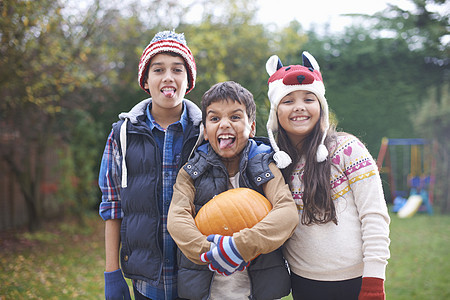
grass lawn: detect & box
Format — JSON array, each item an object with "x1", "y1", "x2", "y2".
[
  {"x1": 0, "y1": 212, "x2": 106, "y2": 299},
  {"x1": 386, "y1": 212, "x2": 450, "y2": 299},
  {"x1": 1, "y1": 211, "x2": 449, "y2": 299}
]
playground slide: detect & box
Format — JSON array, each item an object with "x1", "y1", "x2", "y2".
[
  {"x1": 398, "y1": 194, "x2": 423, "y2": 218},
  {"x1": 392, "y1": 196, "x2": 407, "y2": 213}
]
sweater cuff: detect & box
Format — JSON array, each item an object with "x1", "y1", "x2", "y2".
[{"x1": 363, "y1": 261, "x2": 387, "y2": 280}]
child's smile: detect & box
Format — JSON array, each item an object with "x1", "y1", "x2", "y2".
[{"x1": 290, "y1": 116, "x2": 310, "y2": 121}]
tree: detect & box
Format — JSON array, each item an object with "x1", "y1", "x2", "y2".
[
  {"x1": 414, "y1": 84, "x2": 450, "y2": 213},
  {"x1": 372, "y1": 0, "x2": 449, "y2": 213},
  {"x1": 0, "y1": 0, "x2": 119, "y2": 230},
  {"x1": 373, "y1": 0, "x2": 449, "y2": 212},
  {"x1": 1, "y1": 0, "x2": 75, "y2": 230},
  {"x1": 372, "y1": 0, "x2": 448, "y2": 58},
  {"x1": 178, "y1": 0, "x2": 273, "y2": 134}
]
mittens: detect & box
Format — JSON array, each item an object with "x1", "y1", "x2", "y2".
[
  {"x1": 358, "y1": 277, "x2": 385, "y2": 300},
  {"x1": 104, "y1": 269, "x2": 132, "y2": 300},
  {"x1": 200, "y1": 234, "x2": 249, "y2": 276}
]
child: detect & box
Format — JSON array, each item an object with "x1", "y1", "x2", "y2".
[
  {"x1": 98, "y1": 30, "x2": 202, "y2": 300},
  {"x1": 265, "y1": 51, "x2": 391, "y2": 300},
  {"x1": 167, "y1": 81, "x2": 299, "y2": 300}
]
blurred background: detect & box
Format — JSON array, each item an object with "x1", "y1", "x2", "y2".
[
  {"x1": 0, "y1": 0, "x2": 449, "y2": 297},
  {"x1": 3, "y1": 0, "x2": 448, "y2": 231}
]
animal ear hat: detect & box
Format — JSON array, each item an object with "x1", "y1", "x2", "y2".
[
  {"x1": 138, "y1": 30, "x2": 196, "y2": 95},
  {"x1": 266, "y1": 51, "x2": 329, "y2": 168}
]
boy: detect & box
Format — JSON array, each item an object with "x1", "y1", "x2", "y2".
[
  {"x1": 167, "y1": 81, "x2": 299, "y2": 300},
  {"x1": 98, "y1": 30, "x2": 202, "y2": 300}
]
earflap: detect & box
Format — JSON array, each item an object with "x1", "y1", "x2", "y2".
[
  {"x1": 266, "y1": 55, "x2": 283, "y2": 76},
  {"x1": 302, "y1": 51, "x2": 320, "y2": 71}
]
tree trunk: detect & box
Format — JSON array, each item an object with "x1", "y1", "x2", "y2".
[
  {"x1": 24, "y1": 192, "x2": 42, "y2": 232},
  {"x1": 439, "y1": 143, "x2": 450, "y2": 214},
  {"x1": 2, "y1": 132, "x2": 48, "y2": 231}
]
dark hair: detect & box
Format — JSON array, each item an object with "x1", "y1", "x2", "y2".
[
  {"x1": 277, "y1": 109, "x2": 338, "y2": 225},
  {"x1": 201, "y1": 81, "x2": 256, "y2": 125}
]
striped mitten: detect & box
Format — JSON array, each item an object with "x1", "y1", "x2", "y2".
[{"x1": 200, "y1": 234, "x2": 249, "y2": 276}]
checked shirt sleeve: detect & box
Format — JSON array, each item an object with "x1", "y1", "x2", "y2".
[{"x1": 98, "y1": 129, "x2": 124, "y2": 221}]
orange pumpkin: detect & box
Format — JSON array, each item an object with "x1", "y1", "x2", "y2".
[{"x1": 195, "y1": 188, "x2": 272, "y2": 236}]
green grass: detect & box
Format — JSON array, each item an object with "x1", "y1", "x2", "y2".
[
  {"x1": 0, "y1": 213, "x2": 109, "y2": 299},
  {"x1": 386, "y1": 212, "x2": 450, "y2": 299},
  {"x1": 1, "y1": 211, "x2": 449, "y2": 299}
]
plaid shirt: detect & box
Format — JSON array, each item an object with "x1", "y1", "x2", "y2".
[{"x1": 99, "y1": 102, "x2": 189, "y2": 299}]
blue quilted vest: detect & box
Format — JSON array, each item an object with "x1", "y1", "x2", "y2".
[
  {"x1": 113, "y1": 99, "x2": 202, "y2": 285},
  {"x1": 177, "y1": 138, "x2": 291, "y2": 300}
]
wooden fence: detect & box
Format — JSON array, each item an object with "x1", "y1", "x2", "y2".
[{"x1": 0, "y1": 146, "x2": 63, "y2": 231}]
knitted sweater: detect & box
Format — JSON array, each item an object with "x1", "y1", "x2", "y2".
[{"x1": 284, "y1": 133, "x2": 390, "y2": 281}]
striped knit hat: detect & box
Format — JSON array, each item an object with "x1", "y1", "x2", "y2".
[
  {"x1": 138, "y1": 30, "x2": 196, "y2": 95},
  {"x1": 266, "y1": 51, "x2": 329, "y2": 168}
]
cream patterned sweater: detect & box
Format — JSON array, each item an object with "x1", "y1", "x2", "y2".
[{"x1": 284, "y1": 133, "x2": 390, "y2": 281}]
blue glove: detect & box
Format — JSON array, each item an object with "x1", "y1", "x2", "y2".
[
  {"x1": 104, "y1": 269, "x2": 132, "y2": 300},
  {"x1": 200, "y1": 234, "x2": 249, "y2": 276}
]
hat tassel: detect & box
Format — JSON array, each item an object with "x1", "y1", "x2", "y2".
[
  {"x1": 267, "y1": 127, "x2": 292, "y2": 169},
  {"x1": 316, "y1": 130, "x2": 329, "y2": 163}
]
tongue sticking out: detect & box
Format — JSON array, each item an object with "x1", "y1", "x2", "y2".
[
  {"x1": 162, "y1": 89, "x2": 175, "y2": 98},
  {"x1": 219, "y1": 138, "x2": 234, "y2": 149}
]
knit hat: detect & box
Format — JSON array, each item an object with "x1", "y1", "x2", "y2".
[
  {"x1": 138, "y1": 30, "x2": 196, "y2": 95},
  {"x1": 266, "y1": 51, "x2": 329, "y2": 168}
]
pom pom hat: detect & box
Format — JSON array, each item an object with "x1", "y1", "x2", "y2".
[
  {"x1": 266, "y1": 51, "x2": 329, "y2": 168},
  {"x1": 138, "y1": 30, "x2": 196, "y2": 95}
]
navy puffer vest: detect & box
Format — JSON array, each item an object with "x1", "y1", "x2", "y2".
[
  {"x1": 177, "y1": 138, "x2": 291, "y2": 300},
  {"x1": 113, "y1": 99, "x2": 202, "y2": 285}
]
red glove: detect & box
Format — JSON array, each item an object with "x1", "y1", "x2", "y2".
[{"x1": 358, "y1": 277, "x2": 385, "y2": 300}]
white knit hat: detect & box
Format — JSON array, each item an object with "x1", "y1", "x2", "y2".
[
  {"x1": 266, "y1": 51, "x2": 329, "y2": 168},
  {"x1": 138, "y1": 30, "x2": 196, "y2": 95}
]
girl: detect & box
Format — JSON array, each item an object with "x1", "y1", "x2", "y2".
[{"x1": 265, "y1": 51, "x2": 390, "y2": 300}]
